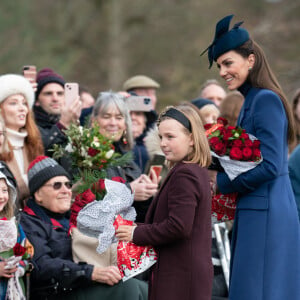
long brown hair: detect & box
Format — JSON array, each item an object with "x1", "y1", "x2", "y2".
[
  {"x1": 234, "y1": 39, "x2": 295, "y2": 144},
  {"x1": 0, "y1": 95, "x2": 44, "y2": 162}
]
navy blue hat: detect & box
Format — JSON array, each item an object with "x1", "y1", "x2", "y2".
[
  {"x1": 201, "y1": 15, "x2": 250, "y2": 68},
  {"x1": 191, "y1": 98, "x2": 217, "y2": 110}
]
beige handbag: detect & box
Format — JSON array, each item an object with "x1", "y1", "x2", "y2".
[{"x1": 71, "y1": 227, "x2": 118, "y2": 267}]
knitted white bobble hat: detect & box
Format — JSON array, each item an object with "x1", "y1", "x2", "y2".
[{"x1": 0, "y1": 74, "x2": 34, "y2": 108}]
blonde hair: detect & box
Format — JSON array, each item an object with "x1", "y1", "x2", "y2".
[{"x1": 158, "y1": 105, "x2": 211, "y2": 168}]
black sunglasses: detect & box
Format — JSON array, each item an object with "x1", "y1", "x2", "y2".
[{"x1": 44, "y1": 181, "x2": 72, "y2": 190}]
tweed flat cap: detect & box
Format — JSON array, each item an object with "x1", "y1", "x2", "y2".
[{"x1": 123, "y1": 75, "x2": 160, "y2": 91}]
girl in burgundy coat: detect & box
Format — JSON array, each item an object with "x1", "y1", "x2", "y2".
[{"x1": 116, "y1": 105, "x2": 213, "y2": 300}]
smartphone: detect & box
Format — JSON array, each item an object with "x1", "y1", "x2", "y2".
[
  {"x1": 22, "y1": 65, "x2": 37, "y2": 81},
  {"x1": 149, "y1": 165, "x2": 163, "y2": 179},
  {"x1": 64, "y1": 82, "x2": 79, "y2": 106},
  {"x1": 145, "y1": 154, "x2": 165, "y2": 178},
  {"x1": 125, "y1": 96, "x2": 153, "y2": 112}
]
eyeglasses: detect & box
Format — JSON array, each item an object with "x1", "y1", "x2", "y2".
[{"x1": 43, "y1": 181, "x2": 72, "y2": 190}]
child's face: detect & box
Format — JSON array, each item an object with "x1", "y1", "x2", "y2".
[
  {"x1": 199, "y1": 105, "x2": 220, "y2": 124},
  {"x1": 0, "y1": 179, "x2": 9, "y2": 212},
  {"x1": 159, "y1": 119, "x2": 194, "y2": 163}
]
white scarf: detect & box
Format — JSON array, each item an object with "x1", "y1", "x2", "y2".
[{"x1": 6, "y1": 128, "x2": 28, "y2": 185}]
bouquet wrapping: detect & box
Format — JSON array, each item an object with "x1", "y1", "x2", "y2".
[
  {"x1": 76, "y1": 179, "x2": 136, "y2": 254},
  {"x1": 205, "y1": 118, "x2": 263, "y2": 222},
  {"x1": 113, "y1": 215, "x2": 157, "y2": 281}
]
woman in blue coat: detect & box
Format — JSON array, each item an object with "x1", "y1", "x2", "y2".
[{"x1": 202, "y1": 15, "x2": 300, "y2": 299}]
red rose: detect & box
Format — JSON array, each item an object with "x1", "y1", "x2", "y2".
[
  {"x1": 244, "y1": 139, "x2": 253, "y2": 148},
  {"x1": 87, "y1": 147, "x2": 100, "y2": 157},
  {"x1": 227, "y1": 126, "x2": 236, "y2": 131},
  {"x1": 232, "y1": 139, "x2": 243, "y2": 148},
  {"x1": 253, "y1": 140, "x2": 260, "y2": 148},
  {"x1": 240, "y1": 133, "x2": 249, "y2": 140},
  {"x1": 223, "y1": 131, "x2": 233, "y2": 141},
  {"x1": 13, "y1": 243, "x2": 26, "y2": 257},
  {"x1": 218, "y1": 126, "x2": 226, "y2": 135},
  {"x1": 229, "y1": 147, "x2": 243, "y2": 160},
  {"x1": 217, "y1": 117, "x2": 228, "y2": 126},
  {"x1": 111, "y1": 176, "x2": 126, "y2": 183},
  {"x1": 214, "y1": 142, "x2": 227, "y2": 156},
  {"x1": 242, "y1": 147, "x2": 253, "y2": 160},
  {"x1": 204, "y1": 123, "x2": 213, "y2": 130},
  {"x1": 92, "y1": 179, "x2": 105, "y2": 192},
  {"x1": 209, "y1": 137, "x2": 220, "y2": 147},
  {"x1": 252, "y1": 148, "x2": 262, "y2": 161}
]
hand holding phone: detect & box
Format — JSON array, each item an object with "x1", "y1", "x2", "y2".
[
  {"x1": 125, "y1": 96, "x2": 153, "y2": 112},
  {"x1": 22, "y1": 65, "x2": 37, "y2": 82},
  {"x1": 149, "y1": 165, "x2": 163, "y2": 181},
  {"x1": 64, "y1": 83, "x2": 79, "y2": 107}
]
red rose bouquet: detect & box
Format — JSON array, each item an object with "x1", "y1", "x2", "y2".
[
  {"x1": 205, "y1": 117, "x2": 263, "y2": 222},
  {"x1": 205, "y1": 117, "x2": 262, "y2": 180}
]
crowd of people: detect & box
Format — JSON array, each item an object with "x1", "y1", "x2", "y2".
[{"x1": 0, "y1": 14, "x2": 300, "y2": 300}]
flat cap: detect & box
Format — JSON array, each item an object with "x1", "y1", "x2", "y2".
[{"x1": 123, "y1": 75, "x2": 160, "y2": 91}]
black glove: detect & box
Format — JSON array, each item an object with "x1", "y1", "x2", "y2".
[{"x1": 208, "y1": 157, "x2": 224, "y2": 172}]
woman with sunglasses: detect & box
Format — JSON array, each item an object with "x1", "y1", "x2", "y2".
[{"x1": 20, "y1": 155, "x2": 147, "y2": 300}]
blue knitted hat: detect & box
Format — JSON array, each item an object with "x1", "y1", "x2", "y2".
[{"x1": 201, "y1": 15, "x2": 250, "y2": 68}]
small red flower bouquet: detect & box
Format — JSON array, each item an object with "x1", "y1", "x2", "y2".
[{"x1": 205, "y1": 117, "x2": 263, "y2": 221}]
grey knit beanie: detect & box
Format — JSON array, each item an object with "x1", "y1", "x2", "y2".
[{"x1": 28, "y1": 156, "x2": 70, "y2": 195}]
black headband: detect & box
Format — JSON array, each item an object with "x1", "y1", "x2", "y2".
[{"x1": 162, "y1": 108, "x2": 191, "y2": 131}]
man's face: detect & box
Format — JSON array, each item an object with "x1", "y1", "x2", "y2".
[
  {"x1": 36, "y1": 83, "x2": 65, "y2": 115},
  {"x1": 201, "y1": 84, "x2": 226, "y2": 107}
]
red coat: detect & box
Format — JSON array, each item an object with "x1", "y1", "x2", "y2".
[{"x1": 134, "y1": 162, "x2": 213, "y2": 300}]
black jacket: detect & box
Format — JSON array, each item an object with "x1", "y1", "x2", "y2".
[
  {"x1": 33, "y1": 105, "x2": 67, "y2": 156},
  {"x1": 20, "y1": 199, "x2": 93, "y2": 298}
]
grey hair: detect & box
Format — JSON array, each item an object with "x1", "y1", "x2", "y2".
[{"x1": 91, "y1": 91, "x2": 133, "y2": 149}]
